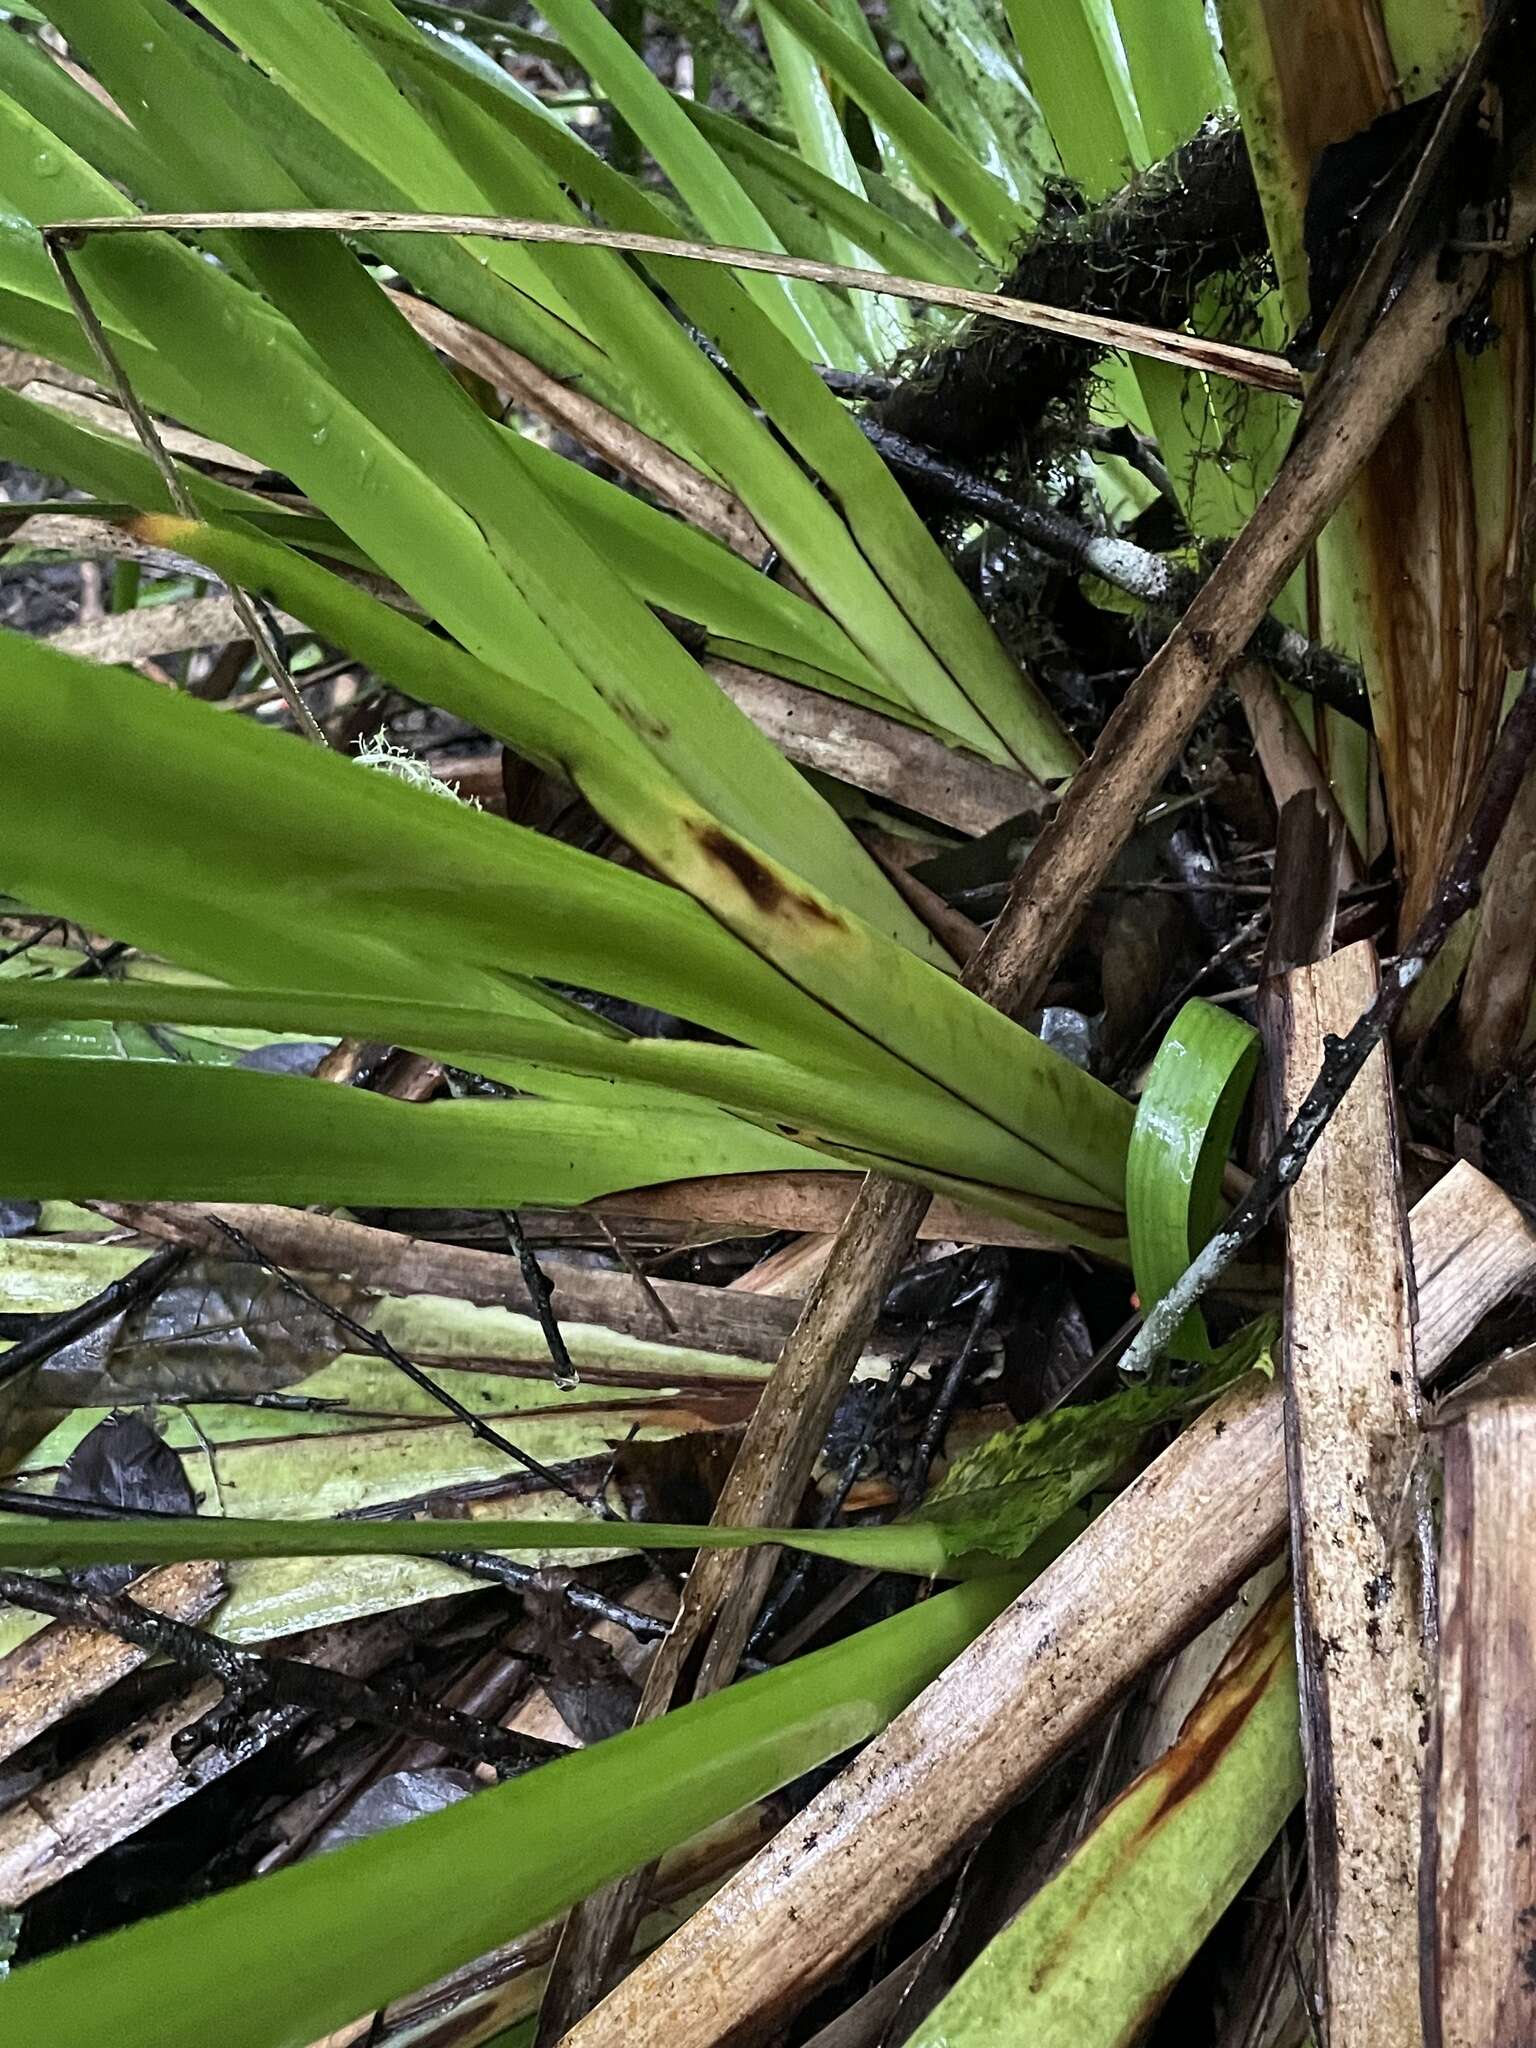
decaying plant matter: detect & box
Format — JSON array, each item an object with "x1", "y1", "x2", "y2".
[{"x1": 0, "y1": 3, "x2": 1533, "y2": 2046}]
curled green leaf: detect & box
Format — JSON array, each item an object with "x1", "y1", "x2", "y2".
[{"x1": 1127, "y1": 998, "x2": 1260, "y2": 1361}]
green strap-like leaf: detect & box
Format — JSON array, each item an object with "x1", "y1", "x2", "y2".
[
  {"x1": 0, "y1": 1319, "x2": 1274, "y2": 1576},
  {"x1": 906, "y1": 1587, "x2": 1302, "y2": 2048},
  {"x1": 1126, "y1": 999, "x2": 1260, "y2": 1361},
  {"x1": 0, "y1": 1575, "x2": 1022, "y2": 2048},
  {"x1": 754, "y1": 0, "x2": 1029, "y2": 262}
]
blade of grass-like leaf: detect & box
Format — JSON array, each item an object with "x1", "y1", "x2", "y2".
[
  {"x1": 0, "y1": 1574, "x2": 1022, "y2": 2048},
  {"x1": 886, "y1": 0, "x2": 1057, "y2": 208},
  {"x1": 18, "y1": 20, "x2": 1285, "y2": 779},
  {"x1": 499, "y1": 435, "x2": 900, "y2": 708},
  {"x1": 0, "y1": 19, "x2": 163, "y2": 195},
  {"x1": 34, "y1": 14, "x2": 938, "y2": 884},
  {"x1": 0, "y1": 979, "x2": 1105, "y2": 1211},
  {"x1": 0, "y1": 292, "x2": 896, "y2": 726},
  {"x1": 906, "y1": 1587, "x2": 1301, "y2": 2048},
  {"x1": 755, "y1": 1, "x2": 907, "y2": 361},
  {"x1": 0, "y1": 1054, "x2": 826, "y2": 1208},
  {"x1": 0, "y1": 1507, "x2": 957, "y2": 1575},
  {"x1": 1126, "y1": 999, "x2": 1258, "y2": 1362},
  {"x1": 0, "y1": 73, "x2": 942, "y2": 954},
  {"x1": 9, "y1": 2, "x2": 636, "y2": 437},
  {"x1": 187, "y1": 0, "x2": 599, "y2": 341},
  {"x1": 0, "y1": 1331, "x2": 1267, "y2": 1574},
  {"x1": 0, "y1": 382, "x2": 349, "y2": 553},
  {"x1": 1107, "y1": 0, "x2": 1226, "y2": 160},
  {"x1": 0, "y1": 625, "x2": 1137, "y2": 1213},
  {"x1": 516, "y1": 0, "x2": 856, "y2": 364},
  {"x1": 797, "y1": 0, "x2": 933, "y2": 202},
  {"x1": 592, "y1": 0, "x2": 783, "y2": 123},
  {"x1": 1000, "y1": 0, "x2": 1135, "y2": 199},
  {"x1": 218, "y1": 0, "x2": 848, "y2": 366},
  {"x1": 0, "y1": 631, "x2": 913, "y2": 1086},
  {"x1": 684, "y1": 101, "x2": 985, "y2": 290},
  {"x1": 742, "y1": 0, "x2": 1028, "y2": 263},
  {"x1": 333, "y1": 9, "x2": 1084, "y2": 773}
]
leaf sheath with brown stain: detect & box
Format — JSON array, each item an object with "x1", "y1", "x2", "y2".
[{"x1": 905, "y1": 1585, "x2": 1302, "y2": 2048}]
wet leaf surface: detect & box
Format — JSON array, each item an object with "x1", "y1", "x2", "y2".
[
  {"x1": 57, "y1": 1410, "x2": 198, "y2": 1594},
  {"x1": 309, "y1": 1768, "x2": 478, "y2": 1858},
  {"x1": 41, "y1": 1258, "x2": 360, "y2": 1405}
]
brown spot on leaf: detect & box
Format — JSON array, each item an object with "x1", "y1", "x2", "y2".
[{"x1": 691, "y1": 821, "x2": 844, "y2": 930}]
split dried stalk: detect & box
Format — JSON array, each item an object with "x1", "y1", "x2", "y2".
[
  {"x1": 560, "y1": 1163, "x2": 1536, "y2": 2047},
  {"x1": 0, "y1": 1569, "x2": 554, "y2": 1769},
  {"x1": 44, "y1": 213, "x2": 1302, "y2": 395},
  {"x1": 0, "y1": 1601, "x2": 446, "y2": 1902},
  {"x1": 704, "y1": 661, "x2": 1038, "y2": 836},
  {"x1": 1264, "y1": 940, "x2": 1430, "y2": 2048},
  {"x1": 0, "y1": 1561, "x2": 222, "y2": 1764},
  {"x1": 1428, "y1": 1376, "x2": 1536, "y2": 2046},
  {"x1": 388, "y1": 290, "x2": 771, "y2": 563}
]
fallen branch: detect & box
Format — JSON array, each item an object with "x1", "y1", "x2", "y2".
[
  {"x1": 1122, "y1": 658, "x2": 1536, "y2": 1377},
  {"x1": 859, "y1": 419, "x2": 1370, "y2": 723}
]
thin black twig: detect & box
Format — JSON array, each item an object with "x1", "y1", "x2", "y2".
[
  {"x1": 0, "y1": 1566, "x2": 555, "y2": 1768},
  {"x1": 0, "y1": 1243, "x2": 189, "y2": 1390},
  {"x1": 595, "y1": 1217, "x2": 677, "y2": 1337},
  {"x1": 747, "y1": 1255, "x2": 976, "y2": 1657},
  {"x1": 206, "y1": 1216, "x2": 619, "y2": 1518},
  {"x1": 859, "y1": 418, "x2": 1370, "y2": 724},
  {"x1": 499, "y1": 1210, "x2": 578, "y2": 1389},
  {"x1": 1121, "y1": 663, "x2": 1536, "y2": 1376},
  {"x1": 42, "y1": 238, "x2": 327, "y2": 748},
  {"x1": 443, "y1": 1550, "x2": 669, "y2": 1643},
  {"x1": 903, "y1": 1270, "x2": 1005, "y2": 1506},
  {"x1": 1111, "y1": 904, "x2": 1271, "y2": 1090}
]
